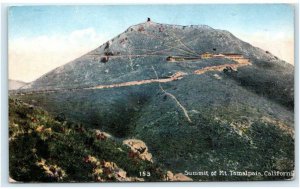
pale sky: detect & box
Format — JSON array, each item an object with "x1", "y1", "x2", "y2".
[{"x1": 8, "y1": 4, "x2": 294, "y2": 82}]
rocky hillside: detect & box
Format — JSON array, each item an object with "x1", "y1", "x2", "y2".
[{"x1": 12, "y1": 21, "x2": 294, "y2": 181}]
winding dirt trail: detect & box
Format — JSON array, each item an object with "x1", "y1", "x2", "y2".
[
  {"x1": 14, "y1": 54, "x2": 252, "y2": 124},
  {"x1": 194, "y1": 58, "x2": 251, "y2": 75},
  {"x1": 151, "y1": 66, "x2": 193, "y2": 123},
  {"x1": 14, "y1": 29, "x2": 252, "y2": 99},
  {"x1": 89, "y1": 72, "x2": 187, "y2": 90},
  {"x1": 15, "y1": 57, "x2": 251, "y2": 95}
]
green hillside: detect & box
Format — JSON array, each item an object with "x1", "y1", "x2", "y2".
[{"x1": 9, "y1": 98, "x2": 166, "y2": 182}]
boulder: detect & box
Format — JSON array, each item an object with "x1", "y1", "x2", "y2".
[{"x1": 123, "y1": 139, "x2": 153, "y2": 162}]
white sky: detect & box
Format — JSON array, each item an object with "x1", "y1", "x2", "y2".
[{"x1": 9, "y1": 28, "x2": 108, "y2": 82}]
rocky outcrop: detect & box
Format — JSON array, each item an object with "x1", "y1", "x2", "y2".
[
  {"x1": 123, "y1": 139, "x2": 153, "y2": 162},
  {"x1": 83, "y1": 155, "x2": 144, "y2": 182},
  {"x1": 95, "y1": 129, "x2": 112, "y2": 140}
]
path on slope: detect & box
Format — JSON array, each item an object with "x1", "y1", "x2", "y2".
[
  {"x1": 16, "y1": 57, "x2": 251, "y2": 94},
  {"x1": 15, "y1": 56, "x2": 251, "y2": 125},
  {"x1": 15, "y1": 27, "x2": 252, "y2": 123},
  {"x1": 19, "y1": 25, "x2": 252, "y2": 94},
  {"x1": 151, "y1": 65, "x2": 193, "y2": 123}
]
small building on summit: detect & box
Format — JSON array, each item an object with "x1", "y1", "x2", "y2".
[{"x1": 147, "y1": 17, "x2": 151, "y2": 22}]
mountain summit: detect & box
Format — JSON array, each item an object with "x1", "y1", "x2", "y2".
[{"x1": 21, "y1": 21, "x2": 292, "y2": 91}]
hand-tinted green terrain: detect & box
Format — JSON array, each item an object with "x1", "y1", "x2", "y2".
[{"x1": 10, "y1": 21, "x2": 294, "y2": 182}]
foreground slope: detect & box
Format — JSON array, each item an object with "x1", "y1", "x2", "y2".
[{"x1": 9, "y1": 98, "x2": 169, "y2": 182}]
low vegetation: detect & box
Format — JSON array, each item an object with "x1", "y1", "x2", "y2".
[{"x1": 9, "y1": 98, "x2": 165, "y2": 182}]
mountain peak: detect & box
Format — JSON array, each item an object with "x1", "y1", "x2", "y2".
[
  {"x1": 20, "y1": 20, "x2": 291, "y2": 91},
  {"x1": 126, "y1": 20, "x2": 213, "y2": 33}
]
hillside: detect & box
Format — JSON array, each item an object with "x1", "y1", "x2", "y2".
[
  {"x1": 19, "y1": 21, "x2": 294, "y2": 109},
  {"x1": 11, "y1": 21, "x2": 294, "y2": 181},
  {"x1": 9, "y1": 98, "x2": 182, "y2": 182}
]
